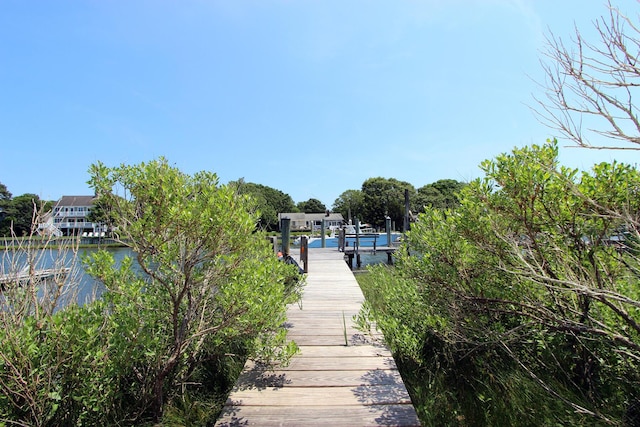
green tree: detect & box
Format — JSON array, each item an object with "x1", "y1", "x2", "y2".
[
  {"x1": 0, "y1": 182, "x2": 12, "y2": 235},
  {"x1": 414, "y1": 179, "x2": 466, "y2": 211},
  {"x1": 296, "y1": 198, "x2": 326, "y2": 213},
  {"x1": 2, "y1": 193, "x2": 42, "y2": 237},
  {"x1": 0, "y1": 182, "x2": 10, "y2": 199},
  {"x1": 86, "y1": 195, "x2": 117, "y2": 234},
  {"x1": 230, "y1": 179, "x2": 297, "y2": 231},
  {"x1": 0, "y1": 182, "x2": 10, "y2": 206},
  {"x1": 361, "y1": 177, "x2": 415, "y2": 229},
  {"x1": 332, "y1": 189, "x2": 364, "y2": 224},
  {"x1": 360, "y1": 141, "x2": 640, "y2": 424}
]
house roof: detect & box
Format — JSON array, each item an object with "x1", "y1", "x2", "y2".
[
  {"x1": 57, "y1": 195, "x2": 96, "y2": 207},
  {"x1": 278, "y1": 212, "x2": 344, "y2": 222}
]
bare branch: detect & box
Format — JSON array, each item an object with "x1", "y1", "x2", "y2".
[{"x1": 533, "y1": 1, "x2": 640, "y2": 150}]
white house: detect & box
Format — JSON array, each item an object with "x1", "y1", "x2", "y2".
[
  {"x1": 278, "y1": 212, "x2": 344, "y2": 231},
  {"x1": 52, "y1": 195, "x2": 103, "y2": 236}
]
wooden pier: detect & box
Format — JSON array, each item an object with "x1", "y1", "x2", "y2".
[
  {"x1": 339, "y1": 232, "x2": 398, "y2": 269},
  {"x1": 0, "y1": 267, "x2": 70, "y2": 290},
  {"x1": 215, "y1": 248, "x2": 420, "y2": 427},
  {"x1": 343, "y1": 246, "x2": 397, "y2": 269}
]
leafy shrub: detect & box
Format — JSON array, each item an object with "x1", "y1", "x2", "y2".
[
  {"x1": 0, "y1": 159, "x2": 302, "y2": 425},
  {"x1": 358, "y1": 142, "x2": 640, "y2": 425}
]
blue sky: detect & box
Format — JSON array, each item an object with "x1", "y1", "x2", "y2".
[{"x1": 1, "y1": 1, "x2": 638, "y2": 207}]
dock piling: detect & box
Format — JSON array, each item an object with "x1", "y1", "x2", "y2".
[{"x1": 280, "y1": 217, "x2": 291, "y2": 256}]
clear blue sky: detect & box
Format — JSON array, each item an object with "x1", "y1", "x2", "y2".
[{"x1": 1, "y1": 1, "x2": 637, "y2": 207}]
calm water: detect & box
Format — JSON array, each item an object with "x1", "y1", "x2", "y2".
[
  {"x1": 300, "y1": 233, "x2": 402, "y2": 249},
  {"x1": 2, "y1": 241, "x2": 398, "y2": 307},
  {"x1": 1, "y1": 246, "x2": 134, "y2": 305}
]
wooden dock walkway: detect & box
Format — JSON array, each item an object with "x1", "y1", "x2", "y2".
[{"x1": 215, "y1": 248, "x2": 420, "y2": 427}]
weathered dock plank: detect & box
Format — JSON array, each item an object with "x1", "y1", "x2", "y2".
[
  {"x1": 216, "y1": 405, "x2": 420, "y2": 427},
  {"x1": 214, "y1": 248, "x2": 420, "y2": 427},
  {"x1": 226, "y1": 385, "x2": 414, "y2": 406}
]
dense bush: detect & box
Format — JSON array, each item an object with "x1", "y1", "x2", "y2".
[
  {"x1": 358, "y1": 142, "x2": 640, "y2": 425},
  {"x1": 0, "y1": 158, "x2": 302, "y2": 425}
]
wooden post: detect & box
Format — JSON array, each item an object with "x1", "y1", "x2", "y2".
[
  {"x1": 281, "y1": 217, "x2": 291, "y2": 256},
  {"x1": 300, "y1": 235, "x2": 308, "y2": 273},
  {"x1": 321, "y1": 218, "x2": 326, "y2": 248},
  {"x1": 354, "y1": 218, "x2": 361, "y2": 268},
  {"x1": 354, "y1": 217, "x2": 360, "y2": 251},
  {"x1": 403, "y1": 188, "x2": 410, "y2": 233},
  {"x1": 386, "y1": 216, "x2": 392, "y2": 246}
]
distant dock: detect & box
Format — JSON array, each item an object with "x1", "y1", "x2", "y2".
[
  {"x1": 343, "y1": 246, "x2": 397, "y2": 269},
  {"x1": 0, "y1": 267, "x2": 70, "y2": 290},
  {"x1": 339, "y1": 233, "x2": 399, "y2": 269}
]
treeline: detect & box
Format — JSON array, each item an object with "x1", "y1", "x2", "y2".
[
  {"x1": 332, "y1": 178, "x2": 466, "y2": 229},
  {"x1": 232, "y1": 177, "x2": 466, "y2": 232},
  {"x1": 0, "y1": 184, "x2": 52, "y2": 237},
  {"x1": 0, "y1": 176, "x2": 466, "y2": 236}
]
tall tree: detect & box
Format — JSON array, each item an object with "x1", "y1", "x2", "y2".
[
  {"x1": 229, "y1": 179, "x2": 297, "y2": 231},
  {"x1": 2, "y1": 193, "x2": 41, "y2": 237},
  {"x1": 332, "y1": 189, "x2": 364, "y2": 224},
  {"x1": 86, "y1": 195, "x2": 115, "y2": 234},
  {"x1": 0, "y1": 182, "x2": 11, "y2": 203},
  {"x1": 534, "y1": 1, "x2": 640, "y2": 150},
  {"x1": 296, "y1": 198, "x2": 326, "y2": 213},
  {"x1": 0, "y1": 182, "x2": 11, "y2": 235},
  {"x1": 415, "y1": 179, "x2": 467, "y2": 211},
  {"x1": 361, "y1": 177, "x2": 415, "y2": 229}
]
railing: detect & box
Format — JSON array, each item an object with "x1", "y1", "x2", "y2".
[
  {"x1": 53, "y1": 211, "x2": 89, "y2": 217},
  {"x1": 55, "y1": 222, "x2": 92, "y2": 229},
  {"x1": 338, "y1": 230, "x2": 379, "y2": 252}
]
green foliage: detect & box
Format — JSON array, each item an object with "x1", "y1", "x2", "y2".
[
  {"x1": 0, "y1": 182, "x2": 11, "y2": 230},
  {"x1": 0, "y1": 182, "x2": 11, "y2": 202},
  {"x1": 296, "y1": 198, "x2": 326, "y2": 213},
  {"x1": 0, "y1": 300, "x2": 114, "y2": 425},
  {"x1": 361, "y1": 177, "x2": 415, "y2": 229},
  {"x1": 331, "y1": 189, "x2": 364, "y2": 223},
  {"x1": 358, "y1": 141, "x2": 640, "y2": 425},
  {"x1": 86, "y1": 158, "x2": 302, "y2": 422},
  {"x1": 415, "y1": 179, "x2": 466, "y2": 211},
  {"x1": 85, "y1": 195, "x2": 117, "y2": 234},
  {"x1": 229, "y1": 179, "x2": 297, "y2": 231},
  {"x1": 0, "y1": 159, "x2": 303, "y2": 426},
  {"x1": 0, "y1": 193, "x2": 44, "y2": 237}
]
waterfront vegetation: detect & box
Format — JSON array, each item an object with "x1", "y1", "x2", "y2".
[
  {"x1": 356, "y1": 142, "x2": 640, "y2": 426},
  {"x1": 3, "y1": 3, "x2": 640, "y2": 426},
  {"x1": 4, "y1": 142, "x2": 638, "y2": 426},
  {"x1": 0, "y1": 158, "x2": 303, "y2": 426}
]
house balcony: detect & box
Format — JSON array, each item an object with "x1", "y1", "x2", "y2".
[
  {"x1": 53, "y1": 211, "x2": 89, "y2": 218},
  {"x1": 56, "y1": 221, "x2": 93, "y2": 229}
]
